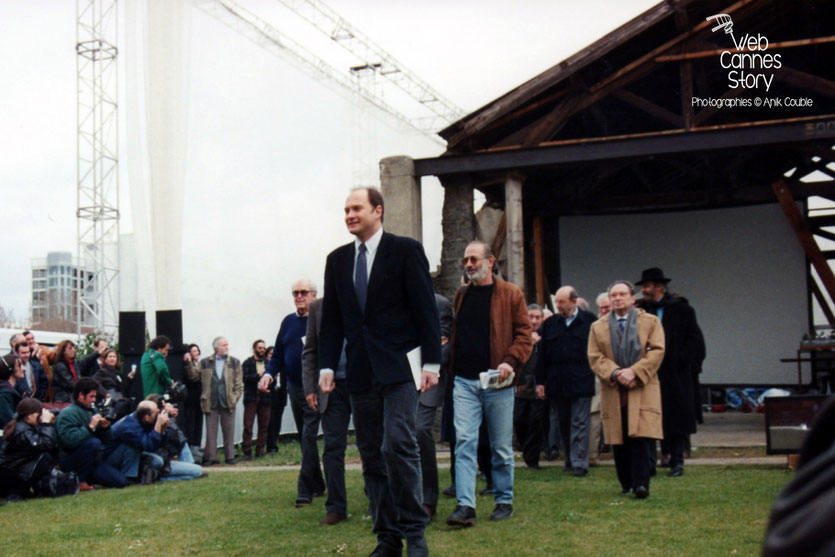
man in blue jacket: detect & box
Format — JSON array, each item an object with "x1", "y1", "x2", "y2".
[{"x1": 104, "y1": 400, "x2": 202, "y2": 482}]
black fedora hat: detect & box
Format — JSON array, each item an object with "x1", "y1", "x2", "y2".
[{"x1": 636, "y1": 267, "x2": 672, "y2": 285}]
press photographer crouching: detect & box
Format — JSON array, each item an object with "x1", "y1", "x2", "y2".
[
  {"x1": 104, "y1": 396, "x2": 203, "y2": 483},
  {"x1": 55, "y1": 377, "x2": 127, "y2": 491},
  {"x1": 0, "y1": 398, "x2": 79, "y2": 501}
]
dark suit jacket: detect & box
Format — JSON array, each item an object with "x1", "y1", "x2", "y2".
[
  {"x1": 302, "y1": 298, "x2": 330, "y2": 413},
  {"x1": 419, "y1": 293, "x2": 452, "y2": 407},
  {"x1": 535, "y1": 309, "x2": 596, "y2": 398},
  {"x1": 318, "y1": 231, "x2": 441, "y2": 394}
]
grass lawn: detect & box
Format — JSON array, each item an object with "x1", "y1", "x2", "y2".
[{"x1": 2, "y1": 464, "x2": 789, "y2": 556}]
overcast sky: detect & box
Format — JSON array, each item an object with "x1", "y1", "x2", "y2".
[{"x1": 0, "y1": 0, "x2": 658, "y2": 351}]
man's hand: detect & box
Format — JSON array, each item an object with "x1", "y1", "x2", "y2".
[
  {"x1": 535, "y1": 384, "x2": 546, "y2": 400},
  {"x1": 89, "y1": 414, "x2": 104, "y2": 429},
  {"x1": 164, "y1": 403, "x2": 178, "y2": 418},
  {"x1": 440, "y1": 336, "x2": 449, "y2": 346},
  {"x1": 155, "y1": 410, "x2": 170, "y2": 433},
  {"x1": 420, "y1": 370, "x2": 439, "y2": 392},
  {"x1": 497, "y1": 362, "x2": 514, "y2": 383},
  {"x1": 258, "y1": 374, "x2": 273, "y2": 393},
  {"x1": 616, "y1": 367, "x2": 638, "y2": 389},
  {"x1": 532, "y1": 331, "x2": 541, "y2": 344},
  {"x1": 183, "y1": 353, "x2": 192, "y2": 363},
  {"x1": 319, "y1": 373, "x2": 334, "y2": 394},
  {"x1": 306, "y1": 393, "x2": 318, "y2": 412}
]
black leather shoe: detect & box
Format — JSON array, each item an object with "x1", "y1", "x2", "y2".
[
  {"x1": 489, "y1": 503, "x2": 513, "y2": 521},
  {"x1": 406, "y1": 537, "x2": 429, "y2": 557},
  {"x1": 634, "y1": 485, "x2": 649, "y2": 499},
  {"x1": 478, "y1": 485, "x2": 494, "y2": 496},
  {"x1": 572, "y1": 468, "x2": 588, "y2": 477},
  {"x1": 242, "y1": 453, "x2": 253, "y2": 461},
  {"x1": 313, "y1": 489, "x2": 326, "y2": 498},
  {"x1": 442, "y1": 485, "x2": 456, "y2": 498},
  {"x1": 446, "y1": 505, "x2": 476, "y2": 527},
  {"x1": 620, "y1": 488, "x2": 633, "y2": 495},
  {"x1": 527, "y1": 464, "x2": 542, "y2": 470},
  {"x1": 225, "y1": 457, "x2": 237, "y2": 465},
  {"x1": 294, "y1": 497, "x2": 312, "y2": 508},
  {"x1": 668, "y1": 465, "x2": 684, "y2": 477},
  {"x1": 369, "y1": 544, "x2": 402, "y2": 557}
]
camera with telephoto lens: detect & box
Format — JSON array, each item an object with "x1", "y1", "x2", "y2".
[
  {"x1": 162, "y1": 381, "x2": 188, "y2": 407},
  {"x1": 91, "y1": 398, "x2": 120, "y2": 422}
]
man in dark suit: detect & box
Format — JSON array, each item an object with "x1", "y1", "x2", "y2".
[
  {"x1": 301, "y1": 297, "x2": 352, "y2": 526},
  {"x1": 636, "y1": 267, "x2": 705, "y2": 478},
  {"x1": 415, "y1": 293, "x2": 452, "y2": 518},
  {"x1": 313, "y1": 186, "x2": 441, "y2": 557},
  {"x1": 535, "y1": 286, "x2": 597, "y2": 477}
]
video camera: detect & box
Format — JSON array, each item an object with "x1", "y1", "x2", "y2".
[
  {"x1": 162, "y1": 381, "x2": 188, "y2": 407},
  {"x1": 91, "y1": 397, "x2": 121, "y2": 423}
]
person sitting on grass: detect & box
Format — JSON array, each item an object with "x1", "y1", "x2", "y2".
[
  {"x1": 55, "y1": 377, "x2": 126, "y2": 491},
  {"x1": 0, "y1": 397, "x2": 78, "y2": 501}
]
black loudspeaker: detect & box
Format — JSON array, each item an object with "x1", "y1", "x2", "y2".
[
  {"x1": 156, "y1": 310, "x2": 183, "y2": 348},
  {"x1": 119, "y1": 312, "x2": 146, "y2": 356},
  {"x1": 156, "y1": 310, "x2": 185, "y2": 382}
]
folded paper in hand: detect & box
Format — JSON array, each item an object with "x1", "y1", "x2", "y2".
[
  {"x1": 407, "y1": 347, "x2": 422, "y2": 390},
  {"x1": 480, "y1": 369, "x2": 514, "y2": 390}
]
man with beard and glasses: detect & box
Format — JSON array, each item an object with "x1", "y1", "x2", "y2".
[{"x1": 445, "y1": 241, "x2": 532, "y2": 527}]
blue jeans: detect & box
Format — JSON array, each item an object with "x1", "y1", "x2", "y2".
[
  {"x1": 61, "y1": 437, "x2": 126, "y2": 488},
  {"x1": 453, "y1": 376, "x2": 515, "y2": 508},
  {"x1": 104, "y1": 443, "x2": 202, "y2": 481}
]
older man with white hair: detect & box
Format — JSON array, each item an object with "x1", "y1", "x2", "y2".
[{"x1": 189, "y1": 336, "x2": 243, "y2": 466}]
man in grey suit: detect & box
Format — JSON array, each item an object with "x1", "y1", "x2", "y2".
[
  {"x1": 416, "y1": 293, "x2": 452, "y2": 518},
  {"x1": 302, "y1": 297, "x2": 352, "y2": 526}
]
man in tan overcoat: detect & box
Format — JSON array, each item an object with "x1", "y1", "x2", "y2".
[{"x1": 587, "y1": 280, "x2": 664, "y2": 499}]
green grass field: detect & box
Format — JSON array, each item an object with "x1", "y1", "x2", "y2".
[{"x1": 2, "y1": 463, "x2": 789, "y2": 556}]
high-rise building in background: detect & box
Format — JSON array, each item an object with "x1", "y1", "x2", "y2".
[{"x1": 30, "y1": 252, "x2": 96, "y2": 331}]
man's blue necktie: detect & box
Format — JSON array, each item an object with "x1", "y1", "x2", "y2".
[
  {"x1": 618, "y1": 318, "x2": 626, "y2": 341},
  {"x1": 355, "y1": 243, "x2": 368, "y2": 312}
]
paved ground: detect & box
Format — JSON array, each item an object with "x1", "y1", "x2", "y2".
[{"x1": 210, "y1": 410, "x2": 788, "y2": 472}]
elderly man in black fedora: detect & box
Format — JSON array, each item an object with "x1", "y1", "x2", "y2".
[{"x1": 636, "y1": 267, "x2": 705, "y2": 477}]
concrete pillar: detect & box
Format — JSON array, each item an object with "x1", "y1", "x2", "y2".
[
  {"x1": 505, "y1": 174, "x2": 525, "y2": 289},
  {"x1": 380, "y1": 156, "x2": 422, "y2": 241},
  {"x1": 437, "y1": 174, "x2": 474, "y2": 298}
]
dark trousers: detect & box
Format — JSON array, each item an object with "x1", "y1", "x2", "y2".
[
  {"x1": 242, "y1": 396, "x2": 271, "y2": 456},
  {"x1": 291, "y1": 383, "x2": 325, "y2": 499},
  {"x1": 59, "y1": 437, "x2": 126, "y2": 488},
  {"x1": 287, "y1": 382, "x2": 306, "y2": 439},
  {"x1": 661, "y1": 434, "x2": 688, "y2": 468},
  {"x1": 514, "y1": 397, "x2": 546, "y2": 467},
  {"x1": 179, "y1": 379, "x2": 203, "y2": 446},
  {"x1": 322, "y1": 379, "x2": 351, "y2": 514},
  {"x1": 266, "y1": 385, "x2": 288, "y2": 451},
  {"x1": 612, "y1": 407, "x2": 653, "y2": 491},
  {"x1": 351, "y1": 381, "x2": 426, "y2": 547},
  {"x1": 0, "y1": 453, "x2": 54, "y2": 498},
  {"x1": 416, "y1": 401, "x2": 439, "y2": 509}
]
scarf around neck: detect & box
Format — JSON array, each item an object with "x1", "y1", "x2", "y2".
[{"x1": 608, "y1": 307, "x2": 642, "y2": 368}]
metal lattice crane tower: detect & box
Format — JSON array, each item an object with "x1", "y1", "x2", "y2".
[
  {"x1": 76, "y1": 0, "x2": 120, "y2": 335},
  {"x1": 275, "y1": 0, "x2": 464, "y2": 133},
  {"x1": 192, "y1": 0, "x2": 463, "y2": 142}
]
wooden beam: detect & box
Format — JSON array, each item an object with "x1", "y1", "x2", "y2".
[
  {"x1": 771, "y1": 179, "x2": 835, "y2": 311},
  {"x1": 496, "y1": 0, "x2": 772, "y2": 149},
  {"x1": 773, "y1": 65, "x2": 835, "y2": 100},
  {"x1": 810, "y1": 278, "x2": 835, "y2": 326},
  {"x1": 655, "y1": 35, "x2": 835, "y2": 62},
  {"x1": 675, "y1": 10, "x2": 695, "y2": 130},
  {"x1": 442, "y1": 0, "x2": 692, "y2": 148},
  {"x1": 491, "y1": 213, "x2": 507, "y2": 260},
  {"x1": 532, "y1": 216, "x2": 546, "y2": 306},
  {"x1": 612, "y1": 89, "x2": 683, "y2": 127},
  {"x1": 505, "y1": 174, "x2": 526, "y2": 289}
]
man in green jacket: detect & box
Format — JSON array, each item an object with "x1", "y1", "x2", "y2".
[
  {"x1": 141, "y1": 336, "x2": 173, "y2": 398},
  {"x1": 55, "y1": 377, "x2": 126, "y2": 490}
]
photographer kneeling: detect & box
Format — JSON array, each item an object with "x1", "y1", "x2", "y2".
[
  {"x1": 0, "y1": 398, "x2": 78, "y2": 501},
  {"x1": 104, "y1": 400, "x2": 202, "y2": 482},
  {"x1": 55, "y1": 377, "x2": 127, "y2": 490}
]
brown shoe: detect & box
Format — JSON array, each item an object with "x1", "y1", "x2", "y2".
[
  {"x1": 319, "y1": 512, "x2": 347, "y2": 526},
  {"x1": 78, "y1": 482, "x2": 95, "y2": 492}
]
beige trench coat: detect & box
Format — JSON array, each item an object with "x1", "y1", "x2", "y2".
[{"x1": 587, "y1": 309, "x2": 665, "y2": 445}]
